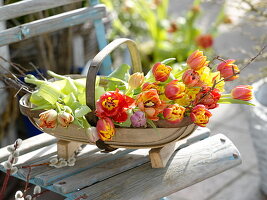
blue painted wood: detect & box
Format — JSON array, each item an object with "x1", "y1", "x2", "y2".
[
  {"x1": 0, "y1": 6, "x2": 106, "y2": 47},
  {"x1": 90, "y1": 0, "x2": 112, "y2": 75},
  {"x1": 0, "y1": 0, "x2": 83, "y2": 21}
]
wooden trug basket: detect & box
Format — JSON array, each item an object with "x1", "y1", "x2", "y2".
[{"x1": 19, "y1": 38, "x2": 197, "y2": 168}]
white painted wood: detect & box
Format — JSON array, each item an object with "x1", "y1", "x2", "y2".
[
  {"x1": 0, "y1": 5, "x2": 106, "y2": 47},
  {"x1": 0, "y1": 0, "x2": 83, "y2": 21},
  {"x1": 53, "y1": 128, "x2": 210, "y2": 194},
  {"x1": 67, "y1": 134, "x2": 241, "y2": 200},
  {"x1": 72, "y1": 35, "x2": 85, "y2": 69},
  {"x1": 0, "y1": 133, "x2": 57, "y2": 163}
]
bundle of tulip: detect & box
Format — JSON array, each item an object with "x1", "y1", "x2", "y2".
[{"x1": 23, "y1": 50, "x2": 253, "y2": 142}]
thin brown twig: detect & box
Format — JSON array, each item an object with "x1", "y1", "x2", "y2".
[
  {"x1": 21, "y1": 162, "x2": 50, "y2": 169},
  {"x1": 29, "y1": 62, "x2": 47, "y2": 81},
  {"x1": 23, "y1": 167, "x2": 32, "y2": 197}
]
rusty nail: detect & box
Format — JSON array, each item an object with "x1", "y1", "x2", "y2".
[
  {"x1": 233, "y1": 153, "x2": 239, "y2": 159},
  {"x1": 220, "y1": 138, "x2": 226, "y2": 143}
]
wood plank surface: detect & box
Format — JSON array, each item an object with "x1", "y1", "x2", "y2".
[
  {"x1": 0, "y1": 133, "x2": 57, "y2": 163},
  {"x1": 0, "y1": 5, "x2": 106, "y2": 47},
  {"x1": 66, "y1": 134, "x2": 241, "y2": 200},
  {"x1": 0, "y1": 0, "x2": 83, "y2": 21}
]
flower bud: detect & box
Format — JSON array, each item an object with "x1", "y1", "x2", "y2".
[
  {"x1": 217, "y1": 59, "x2": 239, "y2": 81},
  {"x1": 87, "y1": 127, "x2": 100, "y2": 143},
  {"x1": 25, "y1": 195, "x2": 32, "y2": 200},
  {"x1": 152, "y1": 62, "x2": 172, "y2": 82},
  {"x1": 194, "y1": 87, "x2": 221, "y2": 109},
  {"x1": 49, "y1": 158, "x2": 58, "y2": 165},
  {"x1": 7, "y1": 145, "x2": 15, "y2": 153},
  {"x1": 57, "y1": 112, "x2": 74, "y2": 127},
  {"x1": 39, "y1": 109, "x2": 58, "y2": 128},
  {"x1": 164, "y1": 80, "x2": 185, "y2": 100},
  {"x1": 190, "y1": 105, "x2": 212, "y2": 127},
  {"x1": 163, "y1": 104, "x2": 185, "y2": 124},
  {"x1": 187, "y1": 50, "x2": 209, "y2": 71},
  {"x1": 15, "y1": 191, "x2": 23, "y2": 198},
  {"x1": 182, "y1": 69, "x2": 202, "y2": 87},
  {"x1": 33, "y1": 185, "x2": 41, "y2": 194},
  {"x1": 4, "y1": 161, "x2": 12, "y2": 169},
  {"x1": 15, "y1": 138, "x2": 23, "y2": 148},
  {"x1": 96, "y1": 118, "x2": 115, "y2": 141},
  {"x1": 231, "y1": 85, "x2": 253, "y2": 101},
  {"x1": 130, "y1": 111, "x2": 147, "y2": 127},
  {"x1": 196, "y1": 34, "x2": 213, "y2": 49},
  {"x1": 128, "y1": 72, "x2": 145, "y2": 89},
  {"x1": 11, "y1": 166, "x2": 18, "y2": 175}
]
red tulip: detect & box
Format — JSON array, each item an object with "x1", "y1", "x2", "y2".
[
  {"x1": 96, "y1": 89, "x2": 134, "y2": 123},
  {"x1": 152, "y1": 62, "x2": 172, "y2": 82},
  {"x1": 187, "y1": 50, "x2": 209, "y2": 71},
  {"x1": 196, "y1": 34, "x2": 213, "y2": 49},
  {"x1": 164, "y1": 80, "x2": 185, "y2": 100},
  {"x1": 96, "y1": 118, "x2": 115, "y2": 141},
  {"x1": 194, "y1": 87, "x2": 221, "y2": 109},
  {"x1": 231, "y1": 85, "x2": 253, "y2": 101},
  {"x1": 217, "y1": 59, "x2": 239, "y2": 81},
  {"x1": 163, "y1": 104, "x2": 185, "y2": 124},
  {"x1": 190, "y1": 105, "x2": 212, "y2": 127}
]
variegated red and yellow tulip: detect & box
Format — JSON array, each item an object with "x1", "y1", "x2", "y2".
[
  {"x1": 142, "y1": 82, "x2": 162, "y2": 94},
  {"x1": 152, "y1": 62, "x2": 172, "y2": 82},
  {"x1": 186, "y1": 50, "x2": 209, "y2": 71},
  {"x1": 231, "y1": 85, "x2": 253, "y2": 101},
  {"x1": 96, "y1": 118, "x2": 115, "y2": 141},
  {"x1": 194, "y1": 86, "x2": 221, "y2": 109},
  {"x1": 39, "y1": 109, "x2": 58, "y2": 129},
  {"x1": 57, "y1": 112, "x2": 74, "y2": 127},
  {"x1": 96, "y1": 89, "x2": 134, "y2": 123},
  {"x1": 190, "y1": 105, "x2": 212, "y2": 127},
  {"x1": 217, "y1": 59, "x2": 239, "y2": 81},
  {"x1": 136, "y1": 89, "x2": 166, "y2": 121},
  {"x1": 164, "y1": 80, "x2": 186, "y2": 100},
  {"x1": 163, "y1": 104, "x2": 185, "y2": 124},
  {"x1": 182, "y1": 69, "x2": 203, "y2": 87}
]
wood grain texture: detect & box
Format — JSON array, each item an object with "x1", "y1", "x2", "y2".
[
  {"x1": 0, "y1": 5, "x2": 106, "y2": 47},
  {"x1": 0, "y1": 0, "x2": 83, "y2": 21},
  {"x1": 0, "y1": 133, "x2": 57, "y2": 163},
  {"x1": 66, "y1": 134, "x2": 241, "y2": 200}
]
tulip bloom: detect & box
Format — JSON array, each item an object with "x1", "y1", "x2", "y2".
[
  {"x1": 164, "y1": 80, "x2": 186, "y2": 100},
  {"x1": 217, "y1": 59, "x2": 239, "y2": 81},
  {"x1": 152, "y1": 62, "x2": 172, "y2": 82},
  {"x1": 128, "y1": 72, "x2": 145, "y2": 89},
  {"x1": 182, "y1": 69, "x2": 203, "y2": 87},
  {"x1": 96, "y1": 89, "x2": 134, "y2": 123},
  {"x1": 190, "y1": 105, "x2": 212, "y2": 127},
  {"x1": 142, "y1": 82, "x2": 162, "y2": 94},
  {"x1": 196, "y1": 34, "x2": 213, "y2": 49},
  {"x1": 39, "y1": 109, "x2": 57, "y2": 128},
  {"x1": 231, "y1": 85, "x2": 253, "y2": 101},
  {"x1": 57, "y1": 112, "x2": 74, "y2": 127},
  {"x1": 130, "y1": 111, "x2": 147, "y2": 127},
  {"x1": 194, "y1": 87, "x2": 221, "y2": 109},
  {"x1": 96, "y1": 118, "x2": 115, "y2": 141},
  {"x1": 163, "y1": 104, "x2": 185, "y2": 124},
  {"x1": 136, "y1": 89, "x2": 166, "y2": 121},
  {"x1": 187, "y1": 50, "x2": 209, "y2": 71}
]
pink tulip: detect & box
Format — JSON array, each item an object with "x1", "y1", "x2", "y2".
[
  {"x1": 231, "y1": 85, "x2": 253, "y2": 101},
  {"x1": 217, "y1": 59, "x2": 239, "y2": 81},
  {"x1": 152, "y1": 62, "x2": 172, "y2": 82},
  {"x1": 164, "y1": 80, "x2": 185, "y2": 100},
  {"x1": 182, "y1": 69, "x2": 202, "y2": 87}
]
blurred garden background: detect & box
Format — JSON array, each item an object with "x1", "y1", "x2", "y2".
[{"x1": 0, "y1": 0, "x2": 267, "y2": 199}]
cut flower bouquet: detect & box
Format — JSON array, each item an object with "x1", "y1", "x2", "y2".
[{"x1": 19, "y1": 40, "x2": 253, "y2": 147}]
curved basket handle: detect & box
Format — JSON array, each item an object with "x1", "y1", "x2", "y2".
[{"x1": 86, "y1": 38, "x2": 142, "y2": 125}]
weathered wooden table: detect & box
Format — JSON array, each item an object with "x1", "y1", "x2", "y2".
[{"x1": 0, "y1": 128, "x2": 241, "y2": 200}]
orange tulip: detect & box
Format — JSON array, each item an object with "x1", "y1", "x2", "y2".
[
  {"x1": 182, "y1": 69, "x2": 203, "y2": 87},
  {"x1": 96, "y1": 118, "x2": 115, "y2": 141},
  {"x1": 152, "y1": 62, "x2": 172, "y2": 82},
  {"x1": 190, "y1": 105, "x2": 212, "y2": 127},
  {"x1": 217, "y1": 59, "x2": 239, "y2": 81},
  {"x1": 187, "y1": 50, "x2": 209, "y2": 71},
  {"x1": 164, "y1": 80, "x2": 185, "y2": 100},
  {"x1": 231, "y1": 85, "x2": 253, "y2": 101},
  {"x1": 39, "y1": 109, "x2": 57, "y2": 128},
  {"x1": 57, "y1": 112, "x2": 74, "y2": 127},
  {"x1": 163, "y1": 104, "x2": 185, "y2": 124},
  {"x1": 196, "y1": 34, "x2": 213, "y2": 49},
  {"x1": 136, "y1": 89, "x2": 166, "y2": 121}
]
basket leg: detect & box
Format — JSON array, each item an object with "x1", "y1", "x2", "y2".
[
  {"x1": 149, "y1": 142, "x2": 176, "y2": 168},
  {"x1": 57, "y1": 140, "x2": 82, "y2": 160}
]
